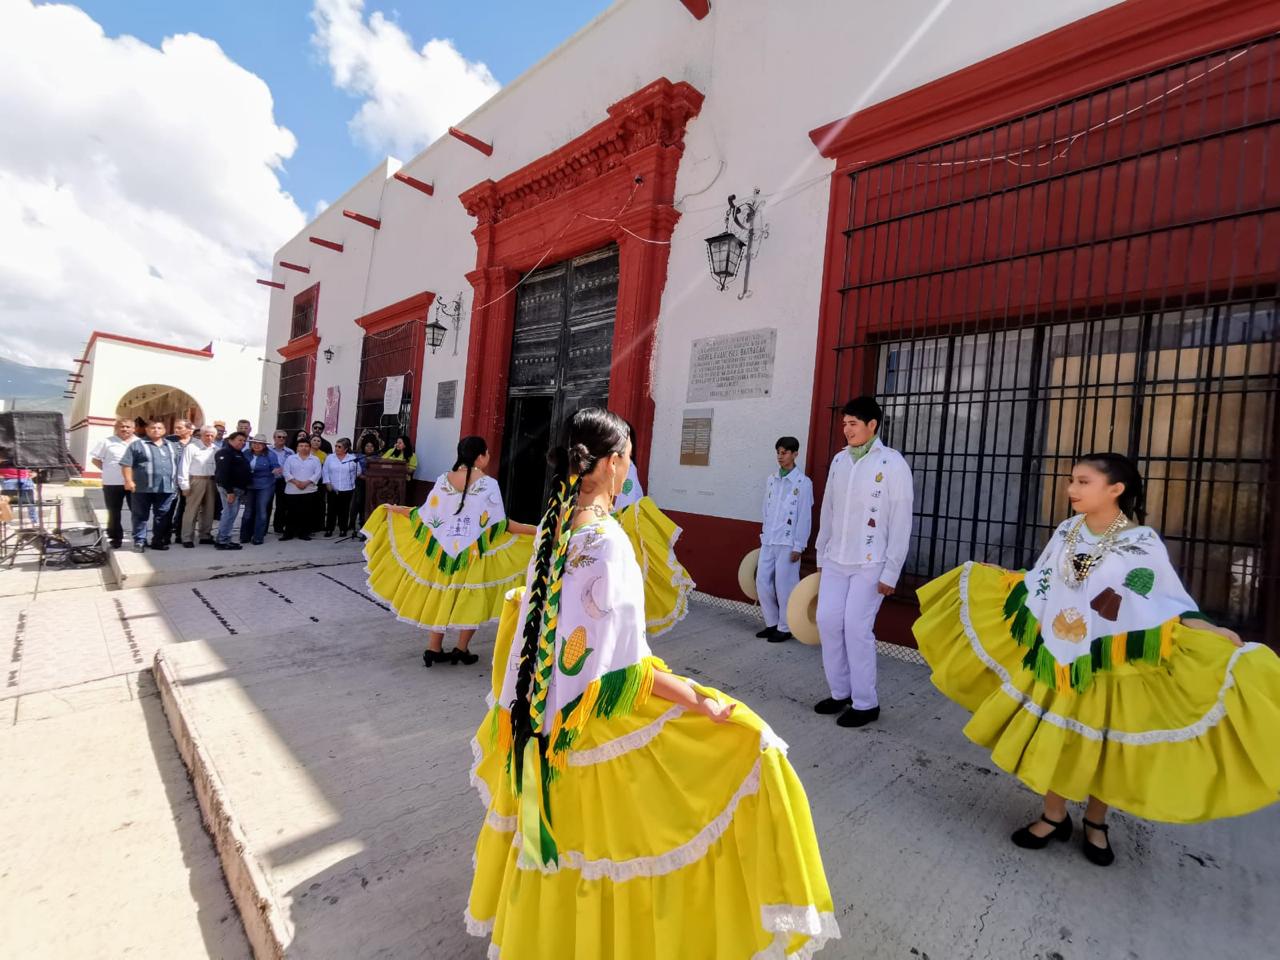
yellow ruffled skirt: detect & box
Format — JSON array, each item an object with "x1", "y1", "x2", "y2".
[
  {"x1": 615, "y1": 497, "x2": 695, "y2": 639},
  {"x1": 914, "y1": 562, "x2": 1280, "y2": 823},
  {"x1": 361, "y1": 504, "x2": 533, "y2": 632},
  {"x1": 467, "y1": 593, "x2": 838, "y2": 959}
]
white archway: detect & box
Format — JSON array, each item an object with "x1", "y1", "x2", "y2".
[{"x1": 115, "y1": 383, "x2": 204, "y2": 433}]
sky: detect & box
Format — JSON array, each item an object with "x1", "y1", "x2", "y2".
[{"x1": 0, "y1": 0, "x2": 613, "y2": 371}]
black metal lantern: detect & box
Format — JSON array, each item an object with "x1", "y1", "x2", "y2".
[
  {"x1": 322, "y1": 346, "x2": 335, "y2": 364},
  {"x1": 704, "y1": 190, "x2": 766, "y2": 298},
  {"x1": 704, "y1": 230, "x2": 746, "y2": 291},
  {"x1": 425, "y1": 317, "x2": 449, "y2": 353}
]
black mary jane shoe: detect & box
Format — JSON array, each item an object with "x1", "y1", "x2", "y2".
[
  {"x1": 450, "y1": 648, "x2": 480, "y2": 666},
  {"x1": 1081, "y1": 818, "x2": 1116, "y2": 867},
  {"x1": 422, "y1": 649, "x2": 452, "y2": 668},
  {"x1": 1011, "y1": 813, "x2": 1073, "y2": 850}
]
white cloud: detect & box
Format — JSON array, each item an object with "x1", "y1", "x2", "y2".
[
  {"x1": 311, "y1": 0, "x2": 500, "y2": 158},
  {"x1": 0, "y1": 0, "x2": 304, "y2": 369}
]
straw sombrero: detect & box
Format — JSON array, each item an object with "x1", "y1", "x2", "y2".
[
  {"x1": 786, "y1": 572, "x2": 822, "y2": 645},
  {"x1": 737, "y1": 548, "x2": 760, "y2": 601}
]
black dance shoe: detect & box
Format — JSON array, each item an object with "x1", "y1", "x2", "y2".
[
  {"x1": 1011, "y1": 813, "x2": 1073, "y2": 849},
  {"x1": 1081, "y1": 818, "x2": 1116, "y2": 866}
]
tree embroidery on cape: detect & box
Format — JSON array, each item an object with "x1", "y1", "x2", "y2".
[
  {"x1": 1034, "y1": 568, "x2": 1052, "y2": 598},
  {"x1": 1124, "y1": 567, "x2": 1155, "y2": 597},
  {"x1": 558, "y1": 626, "x2": 594, "y2": 676}
]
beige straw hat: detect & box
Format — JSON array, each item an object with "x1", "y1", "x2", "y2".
[
  {"x1": 786, "y1": 572, "x2": 822, "y2": 645},
  {"x1": 737, "y1": 548, "x2": 761, "y2": 601}
]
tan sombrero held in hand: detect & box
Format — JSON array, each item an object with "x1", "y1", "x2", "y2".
[
  {"x1": 786, "y1": 572, "x2": 822, "y2": 645},
  {"x1": 737, "y1": 548, "x2": 761, "y2": 601}
]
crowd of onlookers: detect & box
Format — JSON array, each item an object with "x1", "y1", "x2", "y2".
[{"x1": 89, "y1": 416, "x2": 418, "y2": 553}]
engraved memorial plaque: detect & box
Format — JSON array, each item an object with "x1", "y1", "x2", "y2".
[{"x1": 687, "y1": 328, "x2": 777, "y2": 403}]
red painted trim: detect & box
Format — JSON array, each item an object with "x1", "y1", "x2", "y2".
[
  {"x1": 392, "y1": 171, "x2": 435, "y2": 196},
  {"x1": 458, "y1": 78, "x2": 704, "y2": 482},
  {"x1": 79, "y1": 470, "x2": 102, "y2": 478},
  {"x1": 277, "y1": 329, "x2": 321, "y2": 361},
  {"x1": 257, "y1": 279, "x2": 286, "y2": 289},
  {"x1": 279, "y1": 261, "x2": 311, "y2": 274},
  {"x1": 809, "y1": 0, "x2": 1279, "y2": 166},
  {"x1": 678, "y1": 0, "x2": 710, "y2": 20},
  {"x1": 68, "y1": 415, "x2": 121, "y2": 431},
  {"x1": 342, "y1": 209, "x2": 382, "y2": 229},
  {"x1": 309, "y1": 236, "x2": 344, "y2": 253},
  {"x1": 448, "y1": 126, "x2": 493, "y2": 156},
  {"x1": 275, "y1": 284, "x2": 322, "y2": 423},
  {"x1": 355, "y1": 290, "x2": 436, "y2": 337}
]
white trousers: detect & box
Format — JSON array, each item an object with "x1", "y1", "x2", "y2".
[
  {"x1": 756, "y1": 544, "x2": 800, "y2": 632},
  {"x1": 817, "y1": 563, "x2": 885, "y2": 710}
]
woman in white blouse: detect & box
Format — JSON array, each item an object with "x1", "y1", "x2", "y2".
[{"x1": 281, "y1": 439, "x2": 324, "y2": 541}]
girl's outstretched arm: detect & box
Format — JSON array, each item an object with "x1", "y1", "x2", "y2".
[{"x1": 652, "y1": 669, "x2": 735, "y2": 722}]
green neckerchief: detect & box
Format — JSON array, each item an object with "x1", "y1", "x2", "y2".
[
  {"x1": 778, "y1": 465, "x2": 794, "y2": 478},
  {"x1": 848, "y1": 436, "x2": 877, "y2": 461}
]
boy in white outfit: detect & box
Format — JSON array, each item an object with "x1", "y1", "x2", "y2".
[
  {"x1": 755, "y1": 436, "x2": 813, "y2": 643},
  {"x1": 813, "y1": 396, "x2": 914, "y2": 728}
]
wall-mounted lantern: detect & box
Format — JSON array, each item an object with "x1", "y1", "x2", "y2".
[
  {"x1": 428, "y1": 293, "x2": 465, "y2": 355},
  {"x1": 322, "y1": 346, "x2": 335, "y2": 364},
  {"x1": 704, "y1": 189, "x2": 767, "y2": 299}
]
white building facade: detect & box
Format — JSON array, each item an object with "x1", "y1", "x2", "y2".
[
  {"x1": 68, "y1": 332, "x2": 262, "y2": 474},
  {"x1": 258, "y1": 0, "x2": 1280, "y2": 641}
]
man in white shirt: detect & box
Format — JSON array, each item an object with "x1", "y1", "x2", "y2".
[
  {"x1": 178, "y1": 425, "x2": 220, "y2": 546},
  {"x1": 268, "y1": 430, "x2": 295, "y2": 535},
  {"x1": 813, "y1": 396, "x2": 914, "y2": 728},
  {"x1": 90, "y1": 418, "x2": 136, "y2": 549},
  {"x1": 321, "y1": 437, "x2": 362, "y2": 537},
  {"x1": 755, "y1": 436, "x2": 813, "y2": 643}
]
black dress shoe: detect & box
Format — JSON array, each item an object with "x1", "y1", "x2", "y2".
[
  {"x1": 1081, "y1": 818, "x2": 1115, "y2": 866},
  {"x1": 1011, "y1": 813, "x2": 1073, "y2": 849},
  {"x1": 450, "y1": 648, "x2": 480, "y2": 666},
  {"x1": 836, "y1": 705, "x2": 880, "y2": 728},
  {"x1": 767, "y1": 630, "x2": 793, "y2": 643},
  {"x1": 150, "y1": 542, "x2": 169, "y2": 551},
  {"x1": 422, "y1": 649, "x2": 451, "y2": 667},
  {"x1": 755, "y1": 626, "x2": 776, "y2": 639},
  {"x1": 813, "y1": 697, "x2": 851, "y2": 715},
  {"x1": 182, "y1": 541, "x2": 195, "y2": 549},
  {"x1": 298, "y1": 534, "x2": 312, "y2": 541},
  {"x1": 198, "y1": 537, "x2": 215, "y2": 545}
]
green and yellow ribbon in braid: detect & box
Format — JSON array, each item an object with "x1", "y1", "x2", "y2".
[{"x1": 529, "y1": 475, "x2": 580, "y2": 735}]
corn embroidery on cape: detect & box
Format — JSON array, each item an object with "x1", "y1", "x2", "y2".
[
  {"x1": 612, "y1": 464, "x2": 695, "y2": 638},
  {"x1": 467, "y1": 515, "x2": 839, "y2": 959},
  {"x1": 913, "y1": 518, "x2": 1280, "y2": 823},
  {"x1": 361, "y1": 473, "x2": 533, "y2": 631}
]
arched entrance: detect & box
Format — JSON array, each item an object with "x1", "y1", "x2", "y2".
[{"x1": 116, "y1": 384, "x2": 204, "y2": 434}]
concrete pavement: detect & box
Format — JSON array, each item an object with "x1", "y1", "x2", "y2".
[{"x1": 156, "y1": 594, "x2": 1280, "y2": 960}]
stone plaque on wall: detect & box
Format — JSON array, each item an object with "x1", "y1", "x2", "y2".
[
  {"x1": 686, "y1": 328, "x2": 777, "y2": 403},
  {"x1": 679, "y1": 408, "x2": 714, "y2": 466},
  {"x1": 435, "y1": 380, "x2": 457, "y2": 419}
]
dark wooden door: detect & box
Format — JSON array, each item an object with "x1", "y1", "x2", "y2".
[{"x1": 501, "y1": 246, "x2": 618, "y2": 522}]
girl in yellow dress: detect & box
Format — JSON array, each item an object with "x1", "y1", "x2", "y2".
[
  {"x1": 467, "y1": 408, "x2": 838, "y2": 959},
  {"x1": 362, "y1": 436, "x2": 535, "y2": 666},
  {"x1": 914, "y1": 453, "x2": 1280, "y2": 865},
  {"x1": 612, "y1": 423, "x2": 695, "y2": 639}
]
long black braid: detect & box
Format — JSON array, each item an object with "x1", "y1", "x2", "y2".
[
  {"x1": 509, "y1": 408, "x2": 628, "y2": 785},
  {"x1": 452, "y1": 435, "x2": 488, "y2": 515}
]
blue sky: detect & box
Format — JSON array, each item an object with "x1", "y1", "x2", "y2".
[{"x1": 73, "y1": 0, "x2": 612, "y2": 214}]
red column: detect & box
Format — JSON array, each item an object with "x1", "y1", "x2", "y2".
[{"x1": 461, "y1": 265, "x2": 521, "y2": 463}]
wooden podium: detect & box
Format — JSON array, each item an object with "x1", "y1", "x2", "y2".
[{"x1": 364, "y1": 458, "x2": 409, "y2": 515}]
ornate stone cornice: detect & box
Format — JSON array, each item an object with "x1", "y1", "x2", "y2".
[{"x1": 460, "y1": 78, "x2": 704, "y2": 225}]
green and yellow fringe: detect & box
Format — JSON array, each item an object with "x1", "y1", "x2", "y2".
[
  {"x1": 1001, "y1": 574, "x2": 1176, "y2": 694},
  {"x1": 407, "y1": 507, "x2": 510, "y2": 574}
]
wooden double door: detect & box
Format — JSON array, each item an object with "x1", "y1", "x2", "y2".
[{"x1": 501, "y1": 246, "x2": 619, "y2": 523}]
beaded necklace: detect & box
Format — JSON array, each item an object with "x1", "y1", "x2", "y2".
[{"x1": 1059, "y1": 512, "x2": 1131, "y2": 588}]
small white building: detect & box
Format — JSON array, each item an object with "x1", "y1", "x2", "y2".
[
  {"x1": 67, "y1": 331, "x2": 262, "y2": 474},
  {"x1": 257, "y1": 0, "x2": 1280, "y2": 640}
]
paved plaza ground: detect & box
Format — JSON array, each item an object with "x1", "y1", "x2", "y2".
[{"x1": 1, "y1": 487, "x2": 1277, "y2": 959}]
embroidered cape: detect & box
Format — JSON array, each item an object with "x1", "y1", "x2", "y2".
[
  {"x1": 1007, "y1": 518, "x2": 1200, "y2": 691},
  {"x1": 409, "y1": 473, "x2": 508, "y2": 565}
]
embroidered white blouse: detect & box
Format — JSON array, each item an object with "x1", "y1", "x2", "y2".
[{"x1": 418, "y1": 473, "x2": 507, "y2": 558}]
